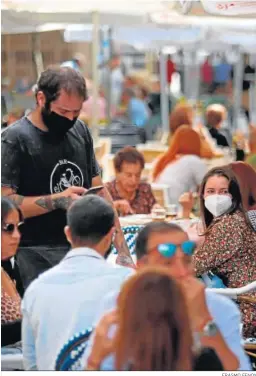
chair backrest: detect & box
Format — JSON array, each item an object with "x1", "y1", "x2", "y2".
[
  {"x1": 151, "y1": 183, "x2": 170, "y2": 207},
  {"x1": 94, "y1": 137, "x2": 112, "y2": 166},
  {"x1": 55, "y1": 328, "x2": 93, "y2": 371},
  {"x1": 137, "y1": 148, "x2": 165, "y2": 164},
  {"x1": 99, "y1": 122, "x2": 145, "y2": 154},
  {"x1": 137, "y1": 144, "x2": 167, "y2": 163},
  {"x1": 111, "y1": 226, "x2": 142, "y2": 256},
  {"x1": 102, "y1": 154, "x2": 115, "y2": 183},
  {"x1": 207, "y1": 280, "x2": 256, "y2": 298},
  {"x1": 141, "y1": 163, "x2": 153, "y2": 183}
]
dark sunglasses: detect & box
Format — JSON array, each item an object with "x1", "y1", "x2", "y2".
[
  {"x1": 155, "y1": 241, "x2": 196, "y2": 258},
  {"x1": 2, "y1": 222, "x2": 24, "y2": 234}
]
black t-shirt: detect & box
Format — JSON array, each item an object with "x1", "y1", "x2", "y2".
[
  {"x1": 208, "y1": 127, "x2": 229, "y2": 147},
  {"x1": 1, "y1": 117, "x2": 100, "y2": 246}
]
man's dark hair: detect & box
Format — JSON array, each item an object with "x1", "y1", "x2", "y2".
[
  {"x1": 135, "y1": 222, "x2": 185, "y2": 260},
  {"x1": 35, "y1": 66, "x2": 88, "y2": 105},
  {"x1": 66, "y1": 195, "x2": 115, "y2": 246}
]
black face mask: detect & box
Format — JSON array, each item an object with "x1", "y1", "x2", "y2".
[{"x1": 41, "y1": 107, "x2": 77, "y2": 139}]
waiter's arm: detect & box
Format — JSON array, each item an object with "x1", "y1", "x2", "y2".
[
  {"x1": 92, "y1": 175, "x2": 135, "y2": 267},
  {"x1": 1, "y1": 185, "x2": 86, "y2": 219}
]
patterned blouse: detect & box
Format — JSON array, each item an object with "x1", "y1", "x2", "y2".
[
  {"x1": 193, "y1": 211, "x2": 256, "y2": 338},
  {"x1": 1, "y1": 268, "x2": 21, "y2": 324},
  {"x1": 106, "y1": 180, "x2": 156, "y2": 215}
]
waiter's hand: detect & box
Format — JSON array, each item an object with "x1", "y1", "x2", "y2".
[{"x1": 54, "y1": 186, "x2": 87, "y2": 210}]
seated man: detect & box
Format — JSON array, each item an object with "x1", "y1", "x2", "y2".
[
  {"x1": 106, "y1": 146, "x2": 157, "y2": 216},
  {"x1": 82, "y1": 222, "x2": 251, "y2": 371},
  {"x1": 21, "y1": 195, "x2": 133, "y2": 370}
]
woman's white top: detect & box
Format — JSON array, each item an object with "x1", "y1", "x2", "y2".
[{"x1": 155, "y1": 155, "x2": 207, "y2": 204}]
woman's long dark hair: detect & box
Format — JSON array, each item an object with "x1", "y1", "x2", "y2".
[
  {"x1": 1, "y1": 197, "x2": 23, "y2": 225},
  {"x1": 114, "y1": 267, "x2": 193, "y2": 371},
  {"x1": 199, "y1": 167, "x2": 245, "y2": 231},
  {"x1": 229, "y1": 162, "x2": 256, "y2": 210}
]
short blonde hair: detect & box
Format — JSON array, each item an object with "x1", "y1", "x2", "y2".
[{"x1": 206, "y1": 104, "x2": 227, "y2": 128}]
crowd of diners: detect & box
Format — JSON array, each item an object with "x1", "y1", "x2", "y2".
[{"x1": 1, "y1": 66, "x2": 255, "y2": 371}]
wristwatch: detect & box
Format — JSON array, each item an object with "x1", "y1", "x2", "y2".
[
  {"x1": 193, "y1": 320, "x2": 218, "y2": 352},
  {"x1": 202, "y1": 320, "x2": 218, "y2": 337}
]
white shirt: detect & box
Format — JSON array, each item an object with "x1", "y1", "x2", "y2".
[
  {"x1": 22, "y1": 247, "x2": 133, "y2": 370},
  {"x1": 155, "y1": 155, "x2": 207, "y2": 204}
]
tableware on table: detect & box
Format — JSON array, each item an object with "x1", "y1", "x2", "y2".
[
  {"x1": 151, "y1": 207, "x2": 166, "y2": 221},
  {"x1": 119, "y1": 214, "x2": 152, "y2": 226},
  {"x1": 165, "y1": 204, "x2": 178, "y2": 220}
]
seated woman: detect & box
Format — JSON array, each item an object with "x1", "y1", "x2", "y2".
[
  {"x1": 169, "y1": 103, "x2": 216, "y2": 158},
  {"x1": 205, "y1": 104, "x2": 229, "y2": 147},
  {"x1": 86, "y1": 268, "x2": 224, "y2": 371},
  {"x1": 229, "y1": 161, "x2": 256, "y2": 232},
  {"x1": 193, "y1": 167, "x2": 256, "y2": 338},
  {"x1": 1, "y1": 197, "x2": 23, "y2": 347},
  {"x1": 229, "y1": 162, "x2": 256, "y2": 211},
  {"x1": 153, "y1": 126, "x2": 207, "y2": 204},
  {"x1": 106, "y1": 147, "x2": 157, "y2": 216}
]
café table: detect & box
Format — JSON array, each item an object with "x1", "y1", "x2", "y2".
[{"x1": 107, "y1": 215, "x2": 198, "y2": 266}]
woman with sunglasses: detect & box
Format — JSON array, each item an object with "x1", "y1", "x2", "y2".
[
  {"x1": 1, "y1": 197, "x2": 23, "y2": 347},
  {"x1": 193, "y1": 167, "x2": 256, "y2": 339}
]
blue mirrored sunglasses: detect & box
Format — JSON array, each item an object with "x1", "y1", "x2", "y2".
[{"x1": 157, "y1": 241, "x2": 196, "y2": 258}]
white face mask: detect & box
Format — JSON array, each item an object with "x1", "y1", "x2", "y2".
[{"x1": 204, "y1": 194, "x2": 232, "y2": 217}]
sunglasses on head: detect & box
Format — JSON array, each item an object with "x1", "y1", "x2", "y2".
[
  {"x1": 2, "y1": 222, "x2": 24, "y2": 234},
  {"x1": 155, "y1": 241, "x2": 196, "y2": 258}
]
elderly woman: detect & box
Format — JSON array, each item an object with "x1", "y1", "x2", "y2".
[{"x1": 106, "y1": 147, "x2": 157, "y2": 216}]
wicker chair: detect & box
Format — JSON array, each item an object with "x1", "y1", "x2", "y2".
[{"x1": 208, "y1": 281, "x2": 256, "y2": 369}]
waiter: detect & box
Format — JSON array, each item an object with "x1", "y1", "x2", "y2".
[{"x1": 1, "y1": 67, "x2": 134, "y2": 289}]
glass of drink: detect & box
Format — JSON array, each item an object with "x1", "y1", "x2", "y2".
[
  {"x1": 151, "y1": 208, "x2": 166, "y2": 221},
  {"x1": 166, "y1": 204, "x2": 178, "y2": 220}
]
